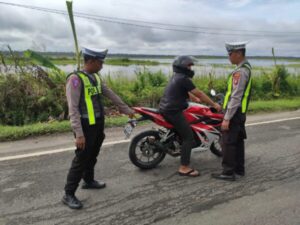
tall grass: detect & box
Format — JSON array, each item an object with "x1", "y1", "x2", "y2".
[
  {"x1": 0, "y1": 48, "x2": 299, "y2": 126},
  {"x1": 269, "y1": 48, "x2": 291, "y2": 97},
  {"x1": 105, "y1": 68, "x2": 167, "y2": 107}
]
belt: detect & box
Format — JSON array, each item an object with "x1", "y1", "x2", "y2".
[{"x1": 81, "y1": 112, "x2": 101, "y2": 119}]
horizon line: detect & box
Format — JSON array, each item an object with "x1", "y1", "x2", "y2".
[{"x1": 1, "y1": 50, "x2": 300, "y2": 59}]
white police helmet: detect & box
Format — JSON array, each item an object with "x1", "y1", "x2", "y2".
[{"x1": 82, "y1": 47, "x2": 108, "y2": 61}]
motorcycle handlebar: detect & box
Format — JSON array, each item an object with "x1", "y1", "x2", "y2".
[{"x1": 126, "y1": 116, "x2": 148, "y2": 125}]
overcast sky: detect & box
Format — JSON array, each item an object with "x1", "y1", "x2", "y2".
[{"x1": 1, "y1": 0, "x2": 300, "y2": 56}]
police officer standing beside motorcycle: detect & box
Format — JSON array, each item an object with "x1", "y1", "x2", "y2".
[
  {"x1": 62, "y1": 47, "x2": 134, "y2": 209},
  {"x1": 159, "y1": 56, "x2": 222, "y2": 177},
  {"x1": 212, "y1": 42, "x2": 252, "y2": 181}
]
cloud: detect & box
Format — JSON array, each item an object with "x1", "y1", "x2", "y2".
[
  {"x1": 0, "y1": 0, "x2": 299, "y2": 56},
  {"x1": 226, "y1": 0, "x2": 252, "y2": 8}
]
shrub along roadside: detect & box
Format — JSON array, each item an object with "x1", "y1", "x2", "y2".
[
  {"x1": 0, "y1": 97, "x2": 299, "y2": 142},
  {"x1": 1, "y1": 58, "x2": 299, "y2": 126}
]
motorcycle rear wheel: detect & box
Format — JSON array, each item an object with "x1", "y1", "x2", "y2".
[{"x1": 129, "y1": 130, "x2": 166, "y2": 169}]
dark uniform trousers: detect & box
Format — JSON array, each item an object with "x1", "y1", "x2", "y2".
[
  {"x1": 222, "y1": 108, "x2": 246, "y2": 175},
  {"x1": 162, "y1": 111, "x2": 196, "y2": 166},
  {"x1": 65, "y1": 117, "x2": 105, "y2": 195}
]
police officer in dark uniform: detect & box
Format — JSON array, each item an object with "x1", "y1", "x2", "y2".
[
  {"x1": 212, "y1": 42, "x2": 252, "y2": 181},
  {"x1": 159, "y1": 56, "x2": 221, "y2": 177},
  {"x1": 62, "y1": 47, "x2": 134, "y2": 209}
]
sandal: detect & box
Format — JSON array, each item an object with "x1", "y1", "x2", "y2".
[{"x1": 178, "y1": 169, "x2": 200, "y2": 177}]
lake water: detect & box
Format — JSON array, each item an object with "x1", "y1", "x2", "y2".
[
  {"x1": 134, "y1": 57, "x2": 299, "y2": 66},
  {"x1": 58, "y1": 57, "x2": 300, "y2": 79},
  {"x1": 1, "y1": 57, "x2": 299, "y2": 78}
]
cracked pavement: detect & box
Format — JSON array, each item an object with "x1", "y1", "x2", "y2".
[{"x1": 0, "y1": 111, "x2": 299, "y2": 225}]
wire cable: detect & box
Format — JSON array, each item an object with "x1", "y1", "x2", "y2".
[{"x1": 0, "y1": 1, "x2": 299, "y2": 37}]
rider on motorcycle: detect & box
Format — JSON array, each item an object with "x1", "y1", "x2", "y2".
[{"x1": 159, "y1": 56, "x2": 222, "y2": 177}]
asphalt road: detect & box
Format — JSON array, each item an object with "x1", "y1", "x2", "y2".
[{"x1": 0, "y1": 111, "x2": 299, "y2": 225}]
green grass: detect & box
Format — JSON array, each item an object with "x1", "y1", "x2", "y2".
[
  {"x1": 47, "y1": 58, "x2": 160, "y2": 66},
  {"x1": 248, "y1": 97, "x2": 300, "y2": 113},
  {"x1": 288, "y1": 63, "x2": 300, "y2": 68},
  {"x1": 1, "y1": 98, "x2": 299, "y2": 142},
  {"x1": 2, "y1": 57, "x2": 160, "y2": 66},
  {"x1": 0, "y1": 121, "x2": 71, "y2": 141},
  {"x1": 0, "y1": 115, "x2": 129, "y2": 142},
  {"x1": 105, "y1": 58, "x2": 159, "y2": 66}
]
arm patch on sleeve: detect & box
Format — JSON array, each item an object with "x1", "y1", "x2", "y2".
[
  {"x1": 71, "y1": 77, "x2": 80, "y2": 88},
  {"x1": 233, "y1": 72, "x2": 241, "y2": 86}
]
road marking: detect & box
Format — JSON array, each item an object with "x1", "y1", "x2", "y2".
[
  {"x1": 246, "y1": 117, "x2": 300, "y2": 127},
  {"x1": 0, "y1": 140, "x2": 130, "y2": 162},
  {"x1": 0, "y1": 117, "x2": 299, "y2": 162}
]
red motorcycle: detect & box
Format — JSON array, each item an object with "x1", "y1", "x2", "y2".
[{"x1": 124, "y1": 90, "x2": 224, "y2": 169}]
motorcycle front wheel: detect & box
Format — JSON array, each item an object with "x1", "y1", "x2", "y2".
[
  {"x1": 210, "y1": 138, "x2": 223, "y2": 157},
  {"x1": 129, "y1": 130, "x2": 166, "y2": 169}
]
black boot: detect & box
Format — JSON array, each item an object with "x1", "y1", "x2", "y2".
[
  {"x1": 211, "y1": 173, "x2": 236, "y2": 181},
  {"x1": 82, "y1": 180, "x2": 106, "y2": 189},
  {"x1": 235, "y1": 171, "x2": 245, "y2": 176},
  {"x1": 62, "y1": 194, "x2": 83, "y2": 209},
  {"x1": 235, "y1": 171, "x2": 245, "y2": 179}
]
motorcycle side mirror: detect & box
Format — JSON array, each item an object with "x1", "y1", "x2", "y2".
[{"x1": 210, "y1": 89, "x2": 216, "y2": 96}]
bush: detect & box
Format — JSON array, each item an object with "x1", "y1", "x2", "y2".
[
  {"x1": 0, "y1": 70, "x2": 66, "y2": 125},
  {"x1": 0, "y1": 60, "x2": 299, "y2": 126}
]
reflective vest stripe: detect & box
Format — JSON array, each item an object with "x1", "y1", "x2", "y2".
[
  {"x1": 241, "y1": 63, "x2": 252, "y2": 113},
  {"x1": 223, "y1": 63, "x2": 252, "y2": 113},
  {"x1": 77, "y1": 72, "x2": 102, "y2": 125},
  {"x1": 223, "y1": 76, "x2": 232, "y2": 110}
]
